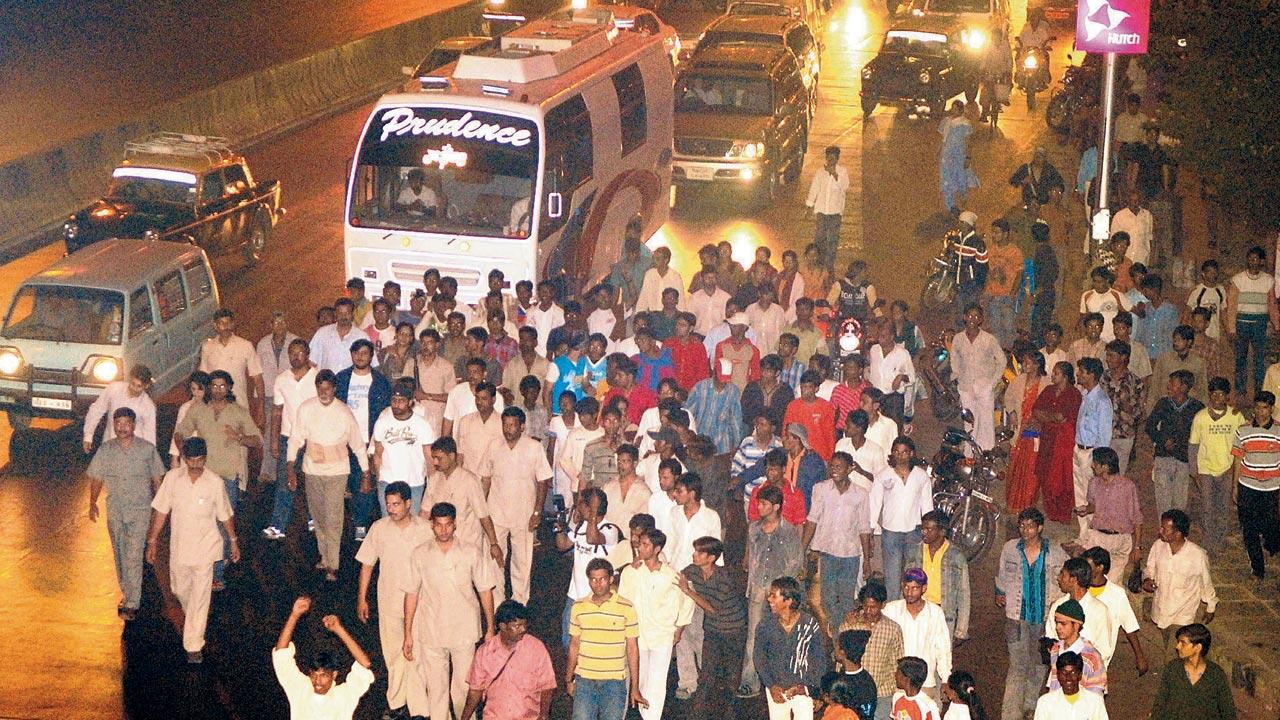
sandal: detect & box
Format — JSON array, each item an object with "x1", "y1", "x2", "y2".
[
  {"x1": 324, "y1": 570, "x2": 338, "y2": 583},
  {"x1": 211, "y1": 580, "x2": 226, "y2": 592}
]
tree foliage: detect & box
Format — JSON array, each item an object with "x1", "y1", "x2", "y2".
[{"x1": 1147, "y1": 0, "x2": 1280, "y2": 229}]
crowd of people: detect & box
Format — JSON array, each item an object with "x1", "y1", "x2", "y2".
[{"x1": 76, "y1": 55, "x2": 1268, "y2": 720}]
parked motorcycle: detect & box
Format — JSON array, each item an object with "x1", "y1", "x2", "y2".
[
  {"x1": 1046, "y1": 52, "x2": 1103, "y2": 135},
  {"x1": 915, "y1": 330, "x2": 961, "y2": 422},
  {"x1": 929, "y1": 413, "x2": 1001, "y2": 562},
  {"x1": 1015, "y1": 40, "x2": 1051, "y2": 111}
]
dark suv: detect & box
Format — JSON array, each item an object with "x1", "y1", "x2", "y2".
[
  {"x1": 695, "y1": 14, "x2": 821, "y2": 113},
  {"x1": 672, "y1": 42, "x2": 810, "y2": 206}
]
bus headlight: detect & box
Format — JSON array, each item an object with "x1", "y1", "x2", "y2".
[
  {"x1": 63, "y1": 220, "x2": 79, "y2": 241},
  {"x1": 0, "y1": 348, "x2": 23, "y2": 376},
  {"x1": 1023, "y1": 53, "x2": 1038, "y2": 70}
]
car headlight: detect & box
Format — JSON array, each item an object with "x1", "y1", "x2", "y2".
[
  {"x1": 919, "y1": 70, "x2": 931, "y2": 83},
  {"x1": 962, "y1": 28, "x2": 988, "y2": 50},
  {"x1": 89, "y1": 357, "x2": 121, "y2": 383},
  {"x1": 63, "y1": 220, "x2": 79, "y2": 240},
  {"x1": 0, "y1": 349, "x2": 23, "y2": 376},
  {"x1": 1023, "y1": 54, "x2": 1038, "y2": 69},
  {"x1": 142, "y1": 228, "x2": 160, "y2": 241},
  {"x1": 727, "y1": 141, "x2": 766, "y2": 159}
]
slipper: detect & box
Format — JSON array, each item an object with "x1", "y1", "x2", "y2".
[
  {"x1": 324, "y1": 570, "x2": 338, "y2": 582},
  {"x1": 211, "y1": 580, "x2": 226, "y2": 592}
]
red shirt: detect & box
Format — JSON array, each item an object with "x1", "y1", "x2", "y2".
[
  {"x1": 603, "y1": 384, "x2": 657, "y2": 425},
  {"x1": 748, "y1": 479, "x2": 807, "y2": 526},
  {"x1": 783, "y1": 397, "x2": 837, "y2": 460},
  {"x1": 830, "y1": 380, "x2": 870, "y2": 428},
  {"x1": 667, "y1": 336, "x2": 711, "y2": 391}
]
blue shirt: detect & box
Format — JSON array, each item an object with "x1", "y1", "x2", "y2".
[
  {"x1": 685, "y1": 379, "x2": 744, "y2": 454},
  {"x1": 1019, "y1": 538, "x2": 1049, "y2": 624},
  {"x1": 779, "y1": 359, "x2": 807, "y2": 392},
  {"x1": 1076, "y1": 384, "x2": 1114, "y2": 448},
  {"x1": 1134, "y1": 299, "x2": 1178, "y2": 359}
]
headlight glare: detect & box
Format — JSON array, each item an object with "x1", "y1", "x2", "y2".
[
  {"x1": 0, "y1": 350, "x2": 23, "y2": 375},
  {"x1": 91, "y1": 357, "x2": 120, "y2": 383},
  {"x1": 1023, "y1": 54, "x2": 1038, "y2": 69}
]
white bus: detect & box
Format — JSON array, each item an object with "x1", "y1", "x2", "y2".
[{"x1": 345, "y1": 10, "x2": 675, "y2": 303}]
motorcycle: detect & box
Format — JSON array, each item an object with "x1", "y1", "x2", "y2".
[
  {"x1": 1046, "y1": 52, "x2": 1103, "y2": 135},
  {"x1": 920, "y1": 227, "x2": 962, "y2": 313},
  {"x1": 1015, "y1": 40, "x2": 1051, "y2": 111},
  {"x1": 915, "y1": 330, "x2": 961, "y2": 422},
  {"x1": 929, "y1": 412, "x2": 1002, "y2": 562}
]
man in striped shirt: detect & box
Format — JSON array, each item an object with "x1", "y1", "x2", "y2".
[
  {"x1": 1231, "y1": 390, "x2": 1280, "y2": 582},
  {"x1": 566, "y1": 558, "x2": 645, "y2": 718}
]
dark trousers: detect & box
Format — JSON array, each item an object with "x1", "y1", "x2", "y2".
[
  {"x1": 1238, "y1": 484, "x2": 1280, "y2": 579},
  {"x1": 1234, "y1": 317, "x2": 1269, "y2": 398},
  {"x1": 1029, "y1": 291, "x2": 1057, "y2": 347},
  {"x1": 692, "y1": 628, "x2": 746, "y2": 717},
  {"x1": 347, "y1": 451, "x2": 375, "y2": 532},
  {"x1": 814, "y1": 213, "x2": 842, "y2": 269}
]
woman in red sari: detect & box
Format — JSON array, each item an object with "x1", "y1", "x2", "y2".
[
  {"x1": 1032, "y1": 360, "x2": 1082, "y2": 523},
  {"x1": 1004, "y1": 349, "x2": 1051, "y2": 511}
]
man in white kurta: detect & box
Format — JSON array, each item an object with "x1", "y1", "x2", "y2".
[{"x1": 950, "y1": 304, "x2": 1007, "y2": 450}]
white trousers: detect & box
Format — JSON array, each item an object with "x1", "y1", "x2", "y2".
[
  {"x1": 960, "y1": 387, "x2": 996, "y2": 451},
  {"x1": 378, "y1": 592, "x2": 427, "y2": 715},
  {"x1": 1078, "y1": 527, "x2": 1134, "y2": 585},
  {"x1": 766, "y1": 691, "x2": 815, "y2": 720},
  {"x1": 494, "y1": 524, "x2": 534, "y2": 604},
  {"x1": 170, "y1": 562, "x2": 213, "y2": 652},
  {"x1": 1072, "y1": 447, "x2": 1095, "y2": 534},
  {"x1": 638, "y1": 643, "x2": 674, "y2": 720},
  {"x1": 421, "y1": 642, "x2": 475, "y2": 720},
  {"x1": 675, "y1": 608, "x2": 704, "y2": 693}
]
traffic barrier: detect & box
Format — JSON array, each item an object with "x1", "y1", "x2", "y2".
[{"x1": 0, "y1": 0, "x2": 497, "y2": 251}]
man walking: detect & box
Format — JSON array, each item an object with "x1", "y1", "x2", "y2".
[
  {"x1": 754, "y1": 576, "x2": 831, "y2": 720},
  {"x1": 200, "y1": 309, "x2": 265, "y2": 422},
  {"x1": 1081, "y1": 546, "x2": 1149, "y2": 677},
  {"x1": 460, "y1": 600, "x2": 557, "y2": 720},
  {"x1": 677, "y1": 537, "x2": 747, "y2": 717},
  {"x1": 371, "y1": 378, "x2": 436, "y2": 516},
  {"x1": 146, "y1": 437, "x2": 238, "y2": 663},
  {"x1": 618, "y1": 528, "x2": 694, "y2": 720},
  {"x1": 951, "y1": 304, "x2": 1007, "y2": 451},
  {"x1": 1074, "y1": 358, "x2": 1113, "y2": 533},
  {"x1": 1230, "y1": 390, "x2": 1280, "y2": 582},
  {"x1": 806, "y1": 146, "x2": 849, "y2": 270},
  {"x1": 738, "y1": 485, "x2": 803, "y2": 699},
  {"x1": 839, "y1": 581, "x2": 904, "y2": 720},
  {"x1": 803, "y1": 451, "x2": 873, "y2": 632},
  {"x1": 906, "y1": 510, "x2": 970, "y2": 644},
  {"x1": 422, "y1": 437, "x2": 504, "y2": 567},
  {"x1": 255, "y1": 311, "x2": 298, "y2": 478},
  {"x1": 402, "y1": 502, "x2": 498, "y2": 720},
  {"x1": 355, "y1": 481, "x2": 432, "y2": 718},
  {"x1": 1142, "y1": 509, "x2": 1218, "y2": 657},
  {"x1": 1047, "y1": 558, "x2": 1115, "y2": 666},
  {"x1": 481, "y1": 406, "x2": 553, "y2": 604},
  {"x1": 1102, "y1": 339, "x2": 1145, "y2": 475},
  {"x1": 1226, "y1": 246, "x2": 1276, "y2": 398},
  {"x1": 883, "y1": 569, "x2": 952, "y2": 700},
  {"x1": 1146, "y1": 370, "x2": 1205, "y2": 513},
  {"x1": 565, "y1": 558, "x2": 645, "y2": 719},
  {"x1": 87, "y1": 407, "x2": 165, "y2": 621},
  {"x1": 336, "y1": 338, "x2": 391, "y2": 543},
  {"x1": 264, "y1": 339, "x2": 317, "y2": 539},
  {"x1": 83, "y1": 365, "x2": 158, "y2": 451},
  {"x1": 1189, "y1": 377, "x2": 1245, "y2": 553}
]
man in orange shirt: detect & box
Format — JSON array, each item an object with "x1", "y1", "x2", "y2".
[
  {"x1": 784, "y1": 370, "x2": 836, "y2": 461},
  {"x1": 984, "y1": 218, "x2": 1024, "y2": 349}
]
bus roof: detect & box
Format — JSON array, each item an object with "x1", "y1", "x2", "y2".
[{"x1": 392, "y1": 15, "x2": 669, "y2": 115}]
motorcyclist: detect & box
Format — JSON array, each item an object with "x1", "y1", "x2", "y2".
[
  {"x1": 952, "y1": 211, "x2": 989, "y2": 314},
  {"x1": 979, "y1": 28, "x2": 1013, "y2": 120},
  {"x1": 1016, "y1": 8, "x2": 1052, "y2": 86},
  {"x1": 831, "y1": 259, "x2": 883, "y2": 327}
]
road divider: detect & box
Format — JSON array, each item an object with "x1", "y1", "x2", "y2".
[{"x1": 0, "y1": 0, "x2": 538, "y2": 253}]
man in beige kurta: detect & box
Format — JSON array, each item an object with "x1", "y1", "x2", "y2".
[
  {"x1": 413, "y1": 329, "x2": 457, "y2": 436},
  {"x1": 480, "y1": 407, "x2": 553, "y2": 604},
  {"x1": 453, "y1": 383, "x2": 503, "y2": 474}
]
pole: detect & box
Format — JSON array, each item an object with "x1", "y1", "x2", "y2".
[{"x1": 1091, "y1": 51, "x2": 1118, "y2": 246}]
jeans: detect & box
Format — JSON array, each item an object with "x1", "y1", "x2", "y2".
[
  {"x1": 1199, "y1": 472, "x2": 1232, "y2": 553},
  {"x1": 819, "y1": 553, "x2": 861, "y2": 631},
  {"x1": 881, "y1": 528, "x2": 921, "y2": 601},
  {"x1": 213, "y1": 476, "x2": 240, "y2": 584},
  {"x1": 1238, "y1": 484, "x2": 1280, "y2": 579},
  {"x1": 814, "y1": 213, "x2": 842, "y2": 270},
  {"x1": 268, "y1": 437, "x2": 309, "y2": 532},
  {"x1": 1235, "y1": 316, "x2": 1268, "y2": 398},
  {"x1": 377, "y1": 480, "x2": 424, "y2": 517},
  {"x1": 1152, "y1": 456, "x2": 1190, "y2": 514},
  {"x1": 1001, "y1": 618, "x2": 1046, "y2": 720},
  {"x1": 347, "y1": 451, "x2": 375, "y2": 533},
  {"x1": 739, "y1": 588, "x2": 768, "y2": 693},
  {"x1": 986, "y1": 294, "x2": 1017, "y2": 349},
  {"x1": 571, "y1": 677, "x2": 628, "y2": 720}
]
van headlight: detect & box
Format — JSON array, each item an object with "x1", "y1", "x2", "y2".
[
  {"x1": 727, "y1": 141, "x2": 766, "y2": 159},
  {"x1": 0, "y1": 348, "x2": 23, "y2": 376},
  {"x1": 962, "y1": 28, "x2": 988, "y2": 50},
  {"x1": 142, "y1": 228, "x2": 160, "y2": 242},
  {"x1": 1023, "y1": 53, "x2": 1038, "y2": 69},
  {"x1": 82, "y1": 356, "x2": 121, "y2": 383}
]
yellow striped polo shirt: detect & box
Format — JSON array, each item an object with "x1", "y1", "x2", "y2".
[{"x1": 569, "y1": 592, "x2": 638, "y2": 680}]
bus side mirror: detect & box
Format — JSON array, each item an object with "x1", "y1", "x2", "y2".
[{"x1": 548, "y1": 192, "x2": 563, "y2": 218}]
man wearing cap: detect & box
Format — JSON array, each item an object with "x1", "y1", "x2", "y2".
[
  {"x1": 713, "y1": 313, "x2": 761, "y2": 390},
  {"x1": 685, "y1": 360, "x2": 744, "y2": 455},
  {"x1": 882, "y1": 569, "x2": 952, "y2": 701},
  {"x1": 952, "y1": 211, "x2": 989, "y2": 315},
  {"x1": 1046, "y1": 598, "x2": 1107, "y2": 694}
]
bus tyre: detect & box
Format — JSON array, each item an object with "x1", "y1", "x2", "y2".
[{"x1": 243, "y1": 217, "x2": 270, "y2": 267}]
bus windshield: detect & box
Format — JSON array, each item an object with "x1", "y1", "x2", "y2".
[{"x1": 349, "y1": 106, "x2": 541, "y2": 238}]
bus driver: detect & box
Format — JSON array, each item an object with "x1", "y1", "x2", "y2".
[{"x1": 395, "y1": 169, "x2": 442, "y2": 217}]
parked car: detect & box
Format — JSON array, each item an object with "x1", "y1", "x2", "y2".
[
  {"x1": 62, "y1": 133, "x2": 285, "y2": 266},
  {"x1": 695, "y1": 14, "x2": 822, "y2": 109},
  {"x1": 0, "y1": 239, "x2": 220, "y2": 432},
  {"x1": 860, "y1": 17, "x2": 980, "y2": 117},
  {"x1": 904, "y1": 0, "x2": 1010, "y2": 53},
  {"x1": 651, "y1": 0, "x2": 728, "y2": 61},
  {"x1": 671, "y1": 42, "x2": 810, "y2": 206}
]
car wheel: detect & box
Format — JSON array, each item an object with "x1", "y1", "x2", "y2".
[{"x1": 243, "y1": 217, "x2": 269, "y2": 267}]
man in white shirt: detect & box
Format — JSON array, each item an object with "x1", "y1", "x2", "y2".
[
  {"x1": 869, "y1": 439, "x2": 933, "y2": 600},
  {"x1": 480, "y1": 406, "x2": 553, "y2": 604},
  {"x1": 311, "y1": 299, "x2": 373, "y2": 373},
  {"x1": 553, "y1": 487, "x2": 622, "y2": 646},
  {"x1": 835, "y1": 410, "x2": 888, "y2": 491},
  {"x1": 868, "y1": 324, "x2": 917, "y2": 429},
  {"x1": 861, "y1": 388, "x2": 900, "y2": 459},
  {"x1": 200, "y1": 309, "x2": 265, "y2": 420},
  {"x1": 264, "y1": 339, "x2": 318, "y2": 539},
  {"x1": 255, "y1": 311, "x2": 299, "y2": 480},
  {"x1": 442, "y1": 359, "x2": 505, "y2": 437},
  {"x1": 1046, "y1": 558, "x2": 1116, "y2": 666},
  {"x1": 746, "y1": 285, "x2": 787, "y2": 355},
  {"x1": 1082, "y1": 546, "x2": 1150, "y2": 675},
  {"x1": 950, "y1": 304, "x2": 1008, "y2": 450},
  {"x1": 1034, "y1": 652, "x2": 1109, "y2": 720},
  {"x1": 394, "y1": 169, "x2": 441, "y2": 216},
  {"x1": 636, "y1": 246, "x2": 685, "y2": 313},
  {"x1": 558, "y1": 397, "x2": 604, "y2": 500},
  {"x1": 686, "y1": 266, "x2": 731, "y2": 337},
  {"x1": 273, "y1": 596, "x2": 374, "y2": 717},
  {"x1": 83, "y1": 364, "x2": 158, "y2": 451},
  {"x1": 806, "y1": 146, "x2": 849, "y2": 270},
  {"x1": 371, "y1": 379, "x2": 436, "y2": 516},
  {"x1": 527, "y1": 281, "x2": 566, "y2": 357},
  {"x1": 883, "y1": 568, "x2": 952, "y2": 700},
  {"x1": 618, "y1": 528, "x2": 695, "y2": 720},
  {"x1": 1110, "y1": 188, "x2": 1154, "y2": 266},
  {"x1": 666, "y1": 472, "x2": 722, "y2": 700},
  {"x1": 1142, "y1": 509, "x2": 1218, "y2": 657}
]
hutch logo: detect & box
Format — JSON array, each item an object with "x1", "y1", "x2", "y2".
[{"x1": 1076, "y1": 0, "x2": 1150, "y2": 54}]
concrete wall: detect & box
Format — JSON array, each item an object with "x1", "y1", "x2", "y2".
[{"x1": 0, "y1": 1, "x2": 492, "y2": 250}]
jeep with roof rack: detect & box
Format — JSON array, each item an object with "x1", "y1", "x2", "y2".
[{"x1": 62, "y1": 132, "x2": 286, "y2": 266}]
